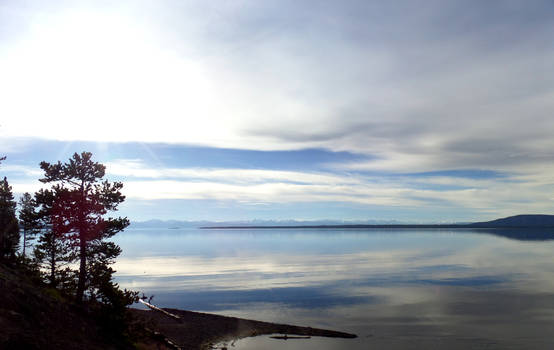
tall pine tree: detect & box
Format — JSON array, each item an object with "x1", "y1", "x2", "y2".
[
  {"x1": 39, "y1": 152, "x2": 129, "y2": 302},
  {"x1": 0, "y1": 177, "x2": 20, "y2": 264},
  {"x1": 18, "y1": 192, "x2": 40, "y2": 257}
]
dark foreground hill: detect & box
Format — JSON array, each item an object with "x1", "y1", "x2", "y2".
[
  {"x1": 0, "y1": 265, "x2": 106, "y2": 349},
  {"x1": 0, "y1": 264, "x2": 169, "y2": 350}
]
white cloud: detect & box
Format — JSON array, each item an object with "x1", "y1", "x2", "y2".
[
  {"x1": 105, "y1": 159, "x2": 363, "y2": 185},
  {"x1": 10, "y1": 181, "x2": 45, "y2": 195},
  {"x1": 107, "y1": 159, "x2": 554, "y2": 216},
  {"x1": 5, "y1": 158, "x2": 554, "y2": 218},
  {"x1": 0, "y1": 165, "x2": 42, "y2": 177}
]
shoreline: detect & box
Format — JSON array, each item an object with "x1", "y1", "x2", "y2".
[
  {"x1": 131, "y1": 307, "x2": 356, "y2": 350},
  {"x1": 201, "y1": 224, "x2": 554, "y2": 229}
]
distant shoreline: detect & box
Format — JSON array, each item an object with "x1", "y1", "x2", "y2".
[
  {"x1": 200, "y1": 214, "x2": 554, "y2": 230},
  {"x1": 201, "y1": 224, "x2": 554, "y2": 229}
]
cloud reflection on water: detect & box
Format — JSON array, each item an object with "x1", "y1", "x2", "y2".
[{"x1": 114, "y1": 228, "x2": 554, "y2": 349}]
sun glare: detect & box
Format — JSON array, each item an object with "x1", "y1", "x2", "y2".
[{"x1": 0, "y1": 10, "x2": 225, "y2": 145}]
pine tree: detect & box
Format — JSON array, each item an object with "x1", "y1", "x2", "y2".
[
  {"x1": 39, "y1": 152, "x2": 129, "y2": 302},
  {"x1": 33, "y1": 188, "x2": 74, "y2": 288},
  {"x1": 18, "y1": 192, "x2": 40, "y2": 257},
  {"x1": 0, "y1": 177, "x2": 20, "y2": 264}
]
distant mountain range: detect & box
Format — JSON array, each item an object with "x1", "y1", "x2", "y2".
[
  {"x1": 130, "y1": 218, "x2": 406, "y2": 229},
  {"x1": 131, "y1": 215, "x2": 554, "y2": 229},
  {"x1": 201, "y1": 214, "x2": 554, "y2": 229}
]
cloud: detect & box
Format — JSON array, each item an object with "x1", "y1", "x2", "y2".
[
  {"x1": 105, "y1": 159, "x2": 363, "y2": 185},
  {"x1": 0, "y1": 1, "x2": 552, "y2": 173},
  {"x1": 0, "y1": 165, "x2": 42, "y2": 177},
  {"x1": 1, "y1": 1, "x2": 553, "y2": 219},
  {"x1": 105, "y1": 159, "x2": 554, "y2": 217},
  {"x1": 4, "y1": 150, "x2": 554, "y2": 221}
]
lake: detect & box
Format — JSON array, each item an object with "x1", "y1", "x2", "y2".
[{"x1": 113, "y1": 228, "x2": 554, "y2": 349}]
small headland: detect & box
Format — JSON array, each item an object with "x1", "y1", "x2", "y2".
[{"x1": 132, "y1": 304, "x2": 357, "y2": 350}]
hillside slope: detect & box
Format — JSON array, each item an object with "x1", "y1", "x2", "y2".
[
  {"x1": 471, "y1": 214, "x2": 554, "y2": 227},
  {"x1": 0, "y1": 265, "x2": 119, "y2": 349},
  {"x1": 0, "y1": 265, "x2": 168, "y2": 350}
]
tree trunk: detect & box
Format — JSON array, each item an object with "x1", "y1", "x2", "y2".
[
  {"x1": 76, "y1": 236, "x2": 86, "y2": 303},
  {"x1": 0, "y1": 230, "x2": 3, "y2": 263},
  {"x1": 22, "y1": 229, "x2": 26, "y2": 257},
  {"x1": 76, "y1": 182, "x2": 87, "y2": 303},
  {"x1": 49, "y1": 243, "x2": 56, "y2": 287}
]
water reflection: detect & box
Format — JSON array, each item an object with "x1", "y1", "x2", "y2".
[
  {"x1": 472, "y1": 228, "x2": 554, "y2": 241},
  {"x1": 113, "y1": 228, "x2": 554, "y2": 349}
]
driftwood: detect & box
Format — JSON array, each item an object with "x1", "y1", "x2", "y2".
[
  {"x1": 139, "y1": 299, "x2": 183, "y2": 322},
  {"x1": 270, "y1": 335, "x2": 312, "y2": 340}
]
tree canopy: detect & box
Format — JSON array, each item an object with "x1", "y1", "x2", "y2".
[{"x1": 38, "y1": 152, "x2": 130, "y2": 302}]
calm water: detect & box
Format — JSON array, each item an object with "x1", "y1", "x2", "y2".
[{"x1": 113, "y1": 228, "x2": 554, "y2": 349}]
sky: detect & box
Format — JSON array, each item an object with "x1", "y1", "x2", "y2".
[{"x1": 1, "y1": 0, "x2": 553, "y2": 223}]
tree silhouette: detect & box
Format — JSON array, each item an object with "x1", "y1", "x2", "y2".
[
  {"x1": 0, "y1": 177, "x2": 20, "y2": 264},
  {"x1": 39, "y1": 152, "x2": 129, "y2": 302},
  {"x1": 33, "y1": 188, "x2": 75, "y2": 288},
  {"x1": 18, "y1": 192, "x2": 40, "y2": 257}
]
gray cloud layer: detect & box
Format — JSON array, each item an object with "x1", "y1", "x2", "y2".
[
  {"x1": 1, "y1": 1, "x2": 554, "y2": 219},
  {"x1": 154, "y1": 0, "x2": 554, "y2": 172}
]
